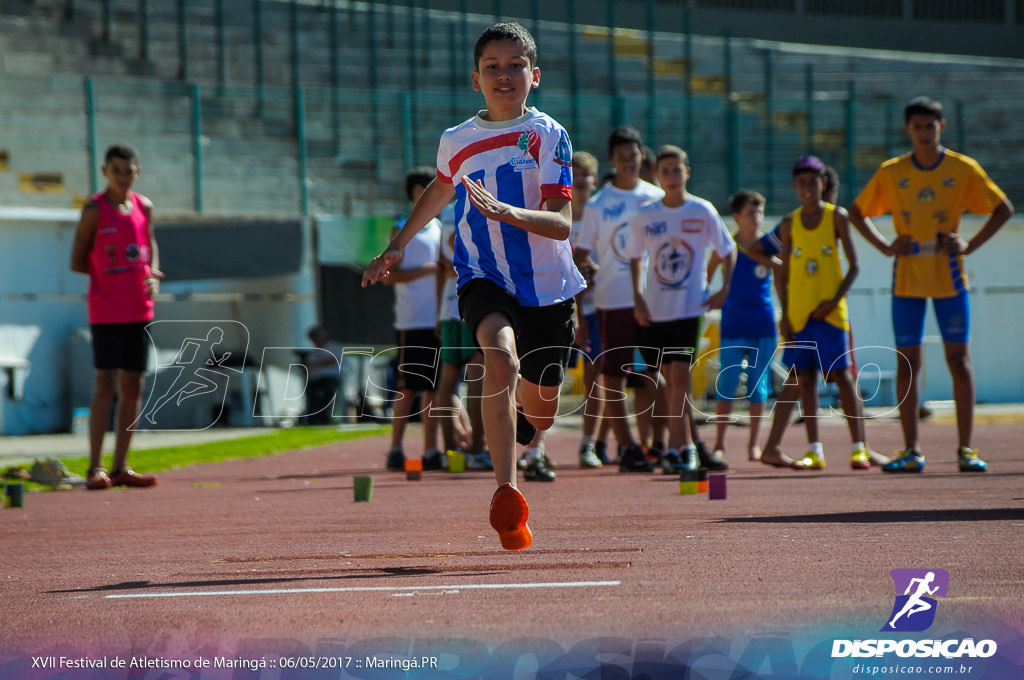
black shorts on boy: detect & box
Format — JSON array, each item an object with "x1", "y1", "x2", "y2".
[
  {"x1": 395, "y1": 328, "x2": 442, "y2": 392},
  {"x1": 458, "y1": 278, "x2": 575, "y2": 387}
]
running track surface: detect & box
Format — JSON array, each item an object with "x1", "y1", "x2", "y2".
[{"x1": 2, "y1": 416, "x2": 1022, "y2": 663}]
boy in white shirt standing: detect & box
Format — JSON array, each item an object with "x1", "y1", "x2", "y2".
[
  {"x1": 627, "y1": 145, "x2": 736, "y2": 473},
  {"x1": 575, "y1": 126, "x2": 665, "y2": 472}
]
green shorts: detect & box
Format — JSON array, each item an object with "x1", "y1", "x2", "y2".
[{"x1": 440, "y1": 319, "x2": 479, "y2": 367}]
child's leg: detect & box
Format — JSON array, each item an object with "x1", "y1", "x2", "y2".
[
  {"x1": 581, "y1": 359, "x2": 603, "y2": 438},
  {"x1": 389, "y1": 388, "x2": 416, "y2": 450},
  {"x1": 747, "y1": 400, "x2": 764, "y2": 457},
  {"x1": 663, "y1": 360, "x2": 690, "y2": 450},
  {"x1": 833, "y1": 367, "x2": 866, "y2": 443},
  {"x1": 633, "y1": 377, "x2": 654, "y2": 445},
  {"x1": 943, "y1": 341, "x2": 974, "y2": 449},
  {"x1": 713, "y1": 342, "x2": 745, "y2": 452},
  {"x1": 420, "y1": 389, "x2": 439, "y2": 454},
  {"x1": 600, "y1": 374, "x2": 637, "y2": 449},
  {"x1": 89, "y1": 369, "x2": 117, "y2": 470},
  {"x1": 798, "y1": 368, "x2": 820, "y2": 446},
  {"x1": 761, "y1": 369, "x2": 800, "y2": 466},
  {"x1": 111, "y1": 370, "x2": 145, "y2": 473},
  {"x1": 466, "y1": 353, "x2": 486, "y2": 455},
  {"x1": 651, "y1": 371, "x2": 669, "y2": 446},
  {"x1": 435, "y1": 363, "x2": 461, "y2": 451},
  {"x1": 745, "y1": 335, "x2": 776, "y2": 459},
  {"x1": 474, "y1": 312, "x2": 520, "y2": 487}
]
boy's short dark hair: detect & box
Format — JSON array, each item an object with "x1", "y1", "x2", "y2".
[
  {"x1": 730, "y1": 189, "x2": 765, "y2": 215},
  {"x1": 405, "y1": 166, "x2": 435, "y2": 202},
  {"x1": 904, "y1": 96, "x2": 943, "y2": 123},
  {"x1": 572, "y1": 151, "x2": 599, "y2": 178},
  {"x1": 655, "y1": 144, "x2": 688, "y2": 168},
  {"x1": 474, "y1": 21, "x2": 537, "y2": 68},
  {"x1": 792, "y1": 155, "x2": 826, "y2": 177},
  {"x1": 607, "y1": 126, "x2": 644, "y2": 158},
  {"x1": 104, "y1": 143, "x2": 139, "y2": 166}
]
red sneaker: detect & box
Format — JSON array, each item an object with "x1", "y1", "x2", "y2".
[
  {"x1": 86, "y1": 467, "x2": 112, "y2": 490},
  {"x1": 110, "y1": 467, "x2": 159, "y2": 488},
  {"x1": 489, "y1": 483, "x2": 533, "y2": 551}
]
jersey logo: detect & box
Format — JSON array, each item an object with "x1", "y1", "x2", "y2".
[
  {"x1": 610, "y1": 223, "x2": 632, "y2": 263},
  {"x1": 943, "y1": 177, "x2": 955, "y2": 188},
  {"x1": 681, "y1": 219, "x2": 703, "y2": 233},
  {"x1": 754, "y1": 264, "x2": 769, "y2": 280},
  {"x1": 654, "y1": 238, "x2": 694, "y2": 288},
  {"x1": 555, "y1": 130, "x2": 572, "y2": 167},
  {"x1": 898, "y1": 178, "x2": 910, "y2": 188},
  {"x1": 517, "y1": 130, "x2": 539, "y2": 156},
  {"x1": 510, "y1": 156, "x2": 537, "y2": 172},
  {"x1": 918, "y1": 187, "x2": 935, "y2": 203},
  {"x1": 603, "y1": 202, "x2": 626, "y2": 221},
  {"x1": 805, "y1": 258, "x2": 819, "y2": 276}
]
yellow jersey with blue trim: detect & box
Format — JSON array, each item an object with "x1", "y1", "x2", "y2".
[
  {"x1": 787, "y1": 203, "x2": 849, "y2": 333},
  {"x1": 853, "y1": 148, "x2": 1006, "y2": 299}
]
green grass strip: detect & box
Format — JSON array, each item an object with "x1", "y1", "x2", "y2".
[{"x1": 15, "y1": 425, "x2": 389, "y2": 492}]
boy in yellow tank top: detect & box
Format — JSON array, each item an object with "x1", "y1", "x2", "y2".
[
  {"x1": 849, "y1": 97, "x2": 1014, "y2": 473},
  {"x1": 760, "y1": 156, "x2": 872, "y2": 470}
]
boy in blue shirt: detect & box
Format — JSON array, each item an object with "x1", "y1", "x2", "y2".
[
  {"x1": 707, "y1": 190, "x2": 776, "y2": 463},
  {"x1": 363, "y1": 22, "x2": 583, "y2": 550}
]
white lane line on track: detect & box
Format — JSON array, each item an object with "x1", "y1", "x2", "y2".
[{"x1": 104, "y1": 580, "x2": 621, "y2": 600}]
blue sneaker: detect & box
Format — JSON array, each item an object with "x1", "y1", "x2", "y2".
[
  {"x1": 467, "y1": 451, "x2": 494, "y2": 471},
  {"x1": 957, "y1": 447, "x2": 987, "y2": 472},
  {"x1": 660, "y1": 450, "x2": 683, "y2": 475},
  {"x1": 882, "y1": 450, "x2": 924, "y2": 473}
]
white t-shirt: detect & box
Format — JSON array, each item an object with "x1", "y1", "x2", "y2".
[
  {"x1": 393, "y1": 217, "x2": 441, "y2": 330},
  {"x1": 576, "y1": 181, "x2": 664, "y2": 310},
  {"x1": 438, "y1": 203, "x2": 460, "y2": 322},
  {"x1": 624, "y1": 195, "x2": 736, "y2": 322}
]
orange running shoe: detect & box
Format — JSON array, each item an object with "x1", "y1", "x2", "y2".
[{"x1": 489, "y1": 483, "x2": 533, "y2": 550}]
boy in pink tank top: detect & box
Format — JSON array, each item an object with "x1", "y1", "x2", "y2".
[{"x1": 69, "y1": 143, "x2": 162, "y2": 490}]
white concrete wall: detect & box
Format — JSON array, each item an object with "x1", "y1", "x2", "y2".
[{"x1": 0, "y1": 209, "x2": 319, "y2": 435}]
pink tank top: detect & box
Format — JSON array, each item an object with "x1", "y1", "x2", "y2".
[{"x1": 87, "y1": 191, "x2": 154, "y2": 324}]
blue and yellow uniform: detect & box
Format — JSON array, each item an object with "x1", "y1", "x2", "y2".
[
  {"x1": 854, "y1": 148, "x2": 1006, "y2": 345},
  {"x1": 783, "y1": 204, "x2": 851, "y2": 372}
]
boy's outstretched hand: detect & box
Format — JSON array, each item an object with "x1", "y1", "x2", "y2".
[
  {"x1": 462, "y1": 176, "x2": 511, "y2": 222},
  {"x1": 362, "y1": 248, "x2": 403, "y2": 287}
]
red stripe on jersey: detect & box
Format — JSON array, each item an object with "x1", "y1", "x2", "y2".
[
  {"x1": 542, "y1": 183, "x2": 572, "y2": 201},
  {"x1": 447, "y1": 131, "x2": 525, "y2": 178},
  {"x1": 437, "y1": 169, "x2": 453, "y2": 184}
]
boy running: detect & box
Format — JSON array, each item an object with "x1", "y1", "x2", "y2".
[{"x1": 363, "y1": 22, "x2": 583, "y2": 550}]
